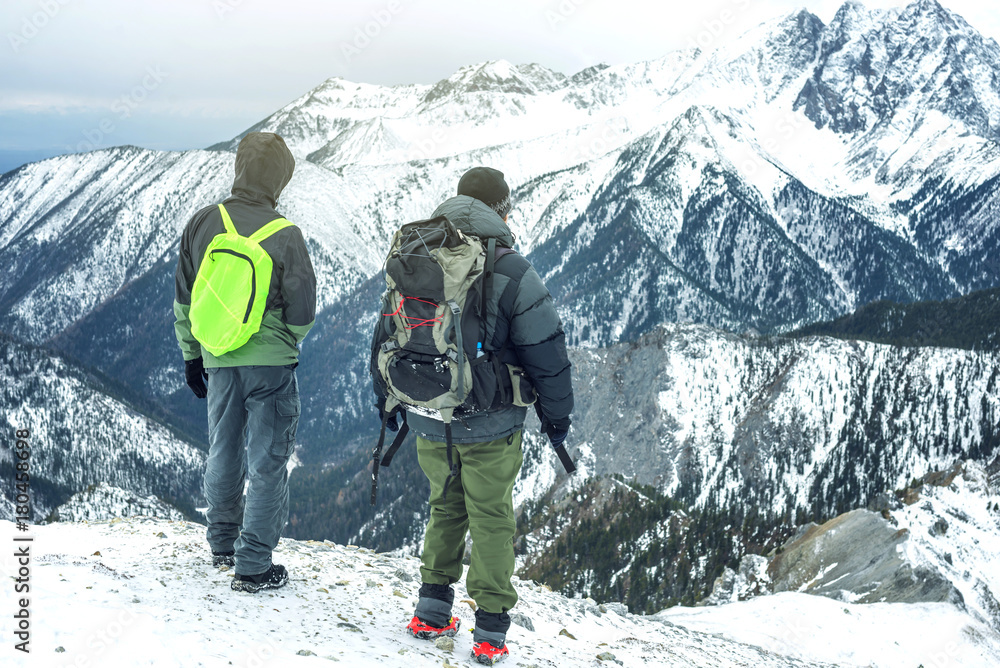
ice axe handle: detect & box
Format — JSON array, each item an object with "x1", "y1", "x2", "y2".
[{"x1": 554, "y1": 444, "x2": 576, "y2": 474}]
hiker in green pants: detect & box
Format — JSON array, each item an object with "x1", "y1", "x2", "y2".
[
  {"x1": 417, "y1": 432, "x2": 524, "y2": 617},
  {"x1": 370, "y1": 167, "x2": 574, "y2": 665}
]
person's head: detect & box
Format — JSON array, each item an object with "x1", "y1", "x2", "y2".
[
  {"x1": 457, "y1": 167, "x2": 511, "y2": 220},
  {"x1": 232, "y1": 132, "x2": 295, "y2": 207}
]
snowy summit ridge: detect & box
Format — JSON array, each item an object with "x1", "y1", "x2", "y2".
[{"x1": 7, "y1": 515, "x2": 999, "y2": 667}]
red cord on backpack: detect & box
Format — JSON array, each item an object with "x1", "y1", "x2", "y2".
[{"x1": 383, "y1": 296, "x2": 444, "y2": 329}]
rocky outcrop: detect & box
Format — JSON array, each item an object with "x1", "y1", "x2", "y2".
[
  {"x1": 767, "y1": 509, "x2": 961, "y2": 605},
  {"x1": 703, "y1": 460, "x2": 1000, "y2": 636}
]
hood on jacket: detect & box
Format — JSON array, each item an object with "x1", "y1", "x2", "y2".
[
  {"x1": 231, "y1": 132, "x2": 295, "y2": 207},
  {"x1": 431, "y1": 195, "x2": 516, "y2": 248}
]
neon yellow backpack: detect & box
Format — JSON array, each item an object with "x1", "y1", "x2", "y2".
[{"x1": 189, "y1": 203, "x2": 293, "y2": 356}]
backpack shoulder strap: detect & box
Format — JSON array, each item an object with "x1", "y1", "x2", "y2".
[
  {"x1": 250, "y1": 217, "x2": 294, "y2": 243},
  {"x1": 217, "y1": 203, "x2": 238, "y2": 235},
  {"x1": 478, "y1": 237, "x2": 498, "y2": 350},
  {"x1": 217, "y1": 203, "x2": 294, "y2": 242}
]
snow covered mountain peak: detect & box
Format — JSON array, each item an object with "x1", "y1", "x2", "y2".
[
  {"x1": 424, "y1": 59, "x2": 568, "y2": 101},
  {"x1": 899, "y1": 0, "x2": 969, "y2": 29},
  {"x1": 827, "y1": 0, "x2": 878, "y2": 31},
  {"x1": 204, "y1": 0, "x2": 1000, "y2": 200},
  {"x1": 798, "y1": 0, "x2": 1000, "y2": 140},
  {"x1": 421, "y1": 60, "x2": 568, "y2": 116},
  {"x1": 776, "y1": 6, "x2": 826, "y2": 37}
]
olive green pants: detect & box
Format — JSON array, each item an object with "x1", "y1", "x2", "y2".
[{"x1": 416, "y1": 431, "x2": 524, "y2": 614}]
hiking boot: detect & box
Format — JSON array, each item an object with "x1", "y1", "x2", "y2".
[
  {"x1": 472, "y1": 640, "x2": 509, "y2": 665},
  {"x1": 231, "y1": 564, "x2": 288, "y2": 593},
  {"x1": 406, "y1": 616, "x2": 459, "y2": 640},
  {"x1": 212, "y1": 551, "x2": 235, "y2": 568},
  {"x1": 473, "y1": 609, "x2": 510, "y2": 656}
]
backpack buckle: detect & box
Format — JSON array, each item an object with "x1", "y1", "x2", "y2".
[{"x1": 380, "y1": 340, "x2": 399, "y2": 353}]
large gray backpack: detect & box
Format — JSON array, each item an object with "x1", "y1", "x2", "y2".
[
  {"x1": 375, "y1": 216, "x2": 485, "y2": 421},
  {"x1": 370, "y1": 216, "x2": 508, "y2": 504}
]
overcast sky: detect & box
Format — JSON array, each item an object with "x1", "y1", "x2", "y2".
[{"x1": 1, "y1": 0, "x2": 998, "y2": 168}]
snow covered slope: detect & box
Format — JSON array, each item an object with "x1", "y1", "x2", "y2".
[
  {"x1": 774, "y1": 460, "x2": 1000, "y2": 630},
  {"x1": 0, "y1": 334, "x2": 205, "y2": 521},
  {"x1": 5, "y1": 515, "x2": 999, "y2": 667},
  {"x1": 51, "y1": 483, "x2": 186, "y2": 523},
  {"x1": 660, "y1": 593, "x2": 1000, "y2": 667},
  {"x1": 0, "y1": 146, "x2": 385, "y2": 346},
  {"x1": 552, "y1": 324, "x2": 1000, "y2": 519},
  {"x1": 666, "y1": 458, "x2": 1000, "y2": 666}
]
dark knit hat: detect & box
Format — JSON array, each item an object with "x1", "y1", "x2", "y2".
[{"x1": 457, "y1": 167, "x2": 512, "y2": 219}]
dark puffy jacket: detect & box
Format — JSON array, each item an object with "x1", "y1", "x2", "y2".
[
  {"x1": 174, "y1": 132, "x2": 316, "y2": 367},
  {"x1": 372, "y1": 195, "x2": 573, "y2": 443}
]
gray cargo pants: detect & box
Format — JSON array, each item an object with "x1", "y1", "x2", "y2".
[{"x1": 204, "y1": 364, "x2": 300, "y2": 576}]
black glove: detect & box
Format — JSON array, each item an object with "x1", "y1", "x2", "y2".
[
  {"x1": 548, "y1": 429, "x2": 568, "y2": 450},
  {"x1": 547, "y1": 429, "x2": 575, "y2": 474},
  {"x1": 185, "y1": 358, "x2": 208, "y2": 399}
]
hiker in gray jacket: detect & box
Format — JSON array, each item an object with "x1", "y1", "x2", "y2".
[
  {"x1": 174, "y1": 131, "x2": 316, "y2": 593},
  {"x1": 371, "y1": 167, "x2": 573, "y2": 664}
]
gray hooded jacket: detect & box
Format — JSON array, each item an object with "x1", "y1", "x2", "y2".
[{"x1": 174, "y1": 132, "x2": 316, "y2": 367}]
